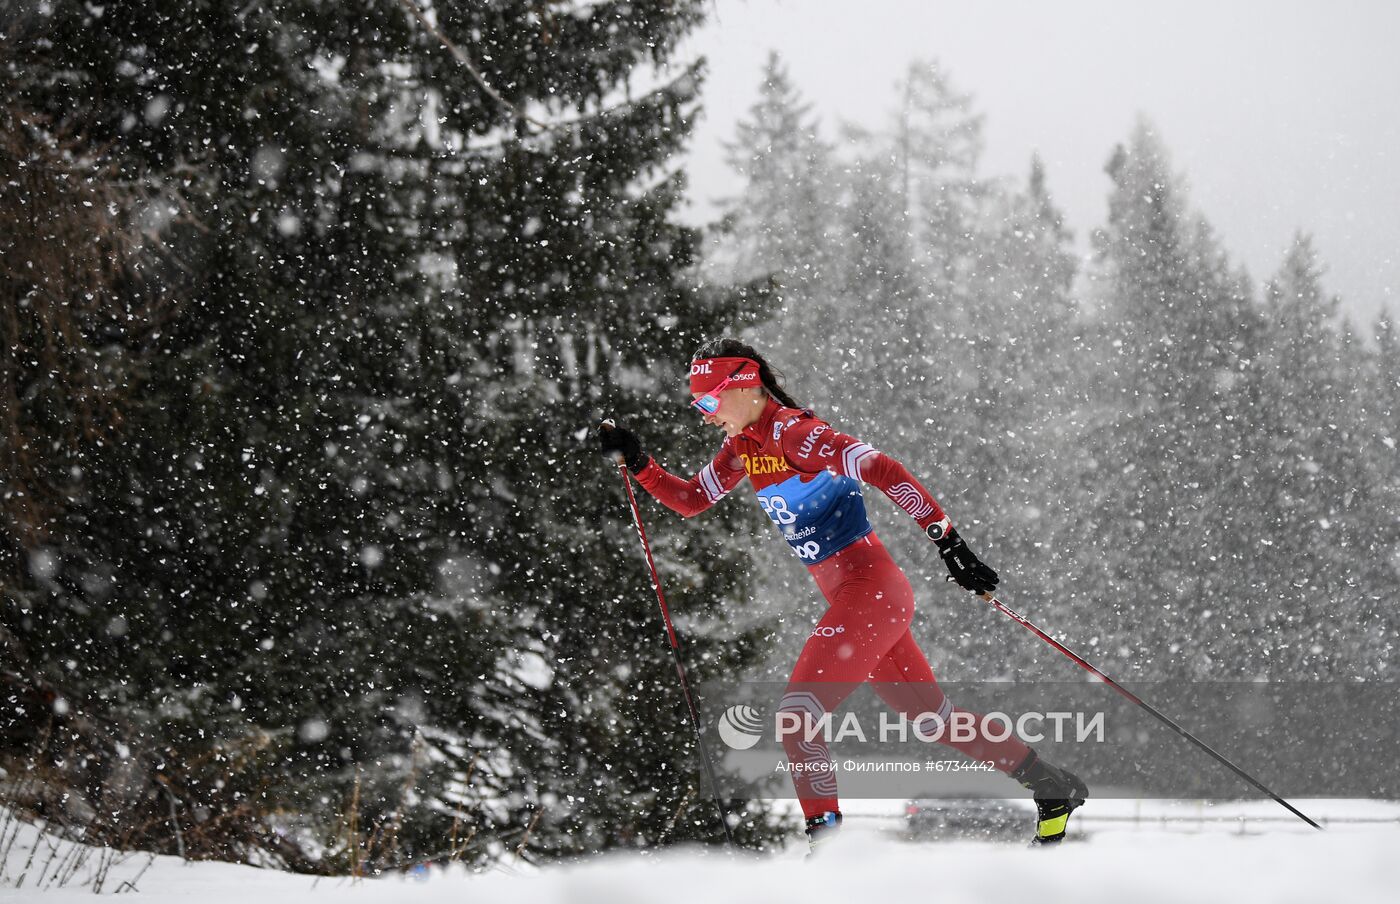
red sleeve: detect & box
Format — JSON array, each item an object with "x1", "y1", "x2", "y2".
[
  {"x1": 780, "y1": 418, "x2": 950, "y2": 532},
  {"x1": 632, "y1": 438, "x2": 747, "y2": 518}
]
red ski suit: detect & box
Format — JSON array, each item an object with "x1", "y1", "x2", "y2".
[{"x1": 633, "y1": 396, "x2": 1029, "y2": 818}]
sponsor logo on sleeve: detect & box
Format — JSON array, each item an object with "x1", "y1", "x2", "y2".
[{"x1": 796, "y1": 424, "x2": 829, "y2": 460}]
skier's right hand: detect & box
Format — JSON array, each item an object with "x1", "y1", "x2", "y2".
[
  {"x1": 933, "y1": 526, "x2": 999, "y2": 595},
  {"x1": 597, "y1": 420, "x2": 650, "y2": 473}
]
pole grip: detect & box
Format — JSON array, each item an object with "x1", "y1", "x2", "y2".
[{"x1": 600, "y1": 418, "x2": 627, "y2": 467}]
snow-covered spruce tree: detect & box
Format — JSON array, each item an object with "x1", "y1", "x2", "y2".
[
  {"x1": 1233, "y1": 236, "x2": 1378, "y2": 676},
  {"x1": 709, "y1": 51, "x2": 836, "y2": 292},
  {"x1": 1085, "y1": 120, "x2": 1265, "y2": 679},
  {"x1": 3, "y1": 0, "x2": 780, "y2": 867}
]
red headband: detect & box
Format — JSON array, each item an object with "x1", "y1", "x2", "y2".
[{"x1": 689, "y1": 357, "x2": 761, "y2": 395}]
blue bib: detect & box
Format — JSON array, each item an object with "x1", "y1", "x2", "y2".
[{"x1": 754, "y1": 471, "x2": 873, "y2": 564}]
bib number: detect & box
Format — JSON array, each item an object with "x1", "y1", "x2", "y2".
[{"x1": 758, "y1": 493, "x2": 797, "y2": 525}]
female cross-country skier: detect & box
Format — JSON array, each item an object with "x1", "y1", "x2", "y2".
[{"x1": 599, "y1": 338, "x2": 1087, "y2": 850}]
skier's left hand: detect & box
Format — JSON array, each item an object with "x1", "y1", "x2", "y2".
[
  {"x1": 933, "y1": 527, "x2": 999, "y2": 594},
  {"x1": 596, "y1": 419, "x2": 650, "y2": 473}
]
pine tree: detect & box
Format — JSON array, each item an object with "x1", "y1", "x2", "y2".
[
  {"x1": 1239, "y1": 235, "x2": 1368, "y2": 675},
  {"x1": 1087, "y1": 120, "x2": 1262, "y2": 678},
  {"x1": 3, "y1": 0, "x2": 779, "y2": 865},
  {"x1": 713, "y1": 50, "x2": 834, "y2": 291}
]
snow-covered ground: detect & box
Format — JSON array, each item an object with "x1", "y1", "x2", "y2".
[{"x1": 3, "y1": 799, "x2": 1395, "y2": 902}]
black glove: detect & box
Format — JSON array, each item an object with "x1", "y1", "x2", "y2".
[
  {"x1": 597, "y1": 419, "x2": 650, "y2": 473},
  {"x1": 933, "y1": 526, "x2": 999, "y2": 594}
]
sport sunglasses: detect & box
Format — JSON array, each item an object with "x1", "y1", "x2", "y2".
[{"x1": 690, "y1": 364, "x2": 750, "y2": 415}]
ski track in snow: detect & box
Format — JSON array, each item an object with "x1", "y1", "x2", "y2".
[{"x1": 2, "y1": 800, "x2": 1395, "y2": 902}]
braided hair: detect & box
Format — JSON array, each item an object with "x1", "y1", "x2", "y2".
[{"x1": 691, "y1": 338, "x2": 802, "y2": 409}]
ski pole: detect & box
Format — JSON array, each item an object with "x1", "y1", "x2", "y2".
[
  {"x1": 604, "y1": 425, "x2": 736, "y2": 846},
  {"x1": 979, "y1": 591, "x2": 1321, "y2": 830}
]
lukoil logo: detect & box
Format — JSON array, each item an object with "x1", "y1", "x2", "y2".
[
  {"x1": 797, "y1": 424, "x2": 828, "y2": 459},
  {"x1": 717, "y1": 704, "x2": 765, "y2": 750},
  {"x1": 690, "y1": 361, "x2": 712, "y2": 375}
]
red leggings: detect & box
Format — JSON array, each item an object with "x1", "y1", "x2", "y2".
[{"x1": 780, "y1": 532, "x2": 1030, "y2": 819}]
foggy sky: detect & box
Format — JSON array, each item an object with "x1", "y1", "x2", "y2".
[{"x1": 676, "y1": 0, "x2": 1399, "y2": 328}]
